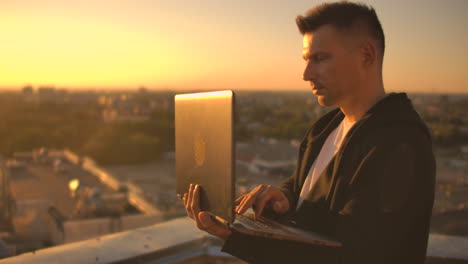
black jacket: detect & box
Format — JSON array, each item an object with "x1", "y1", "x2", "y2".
[{"x1": 222, "y1": 93, "x2": 436, "y2": 264}]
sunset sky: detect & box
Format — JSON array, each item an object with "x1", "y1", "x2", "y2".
[{"x1": 0, "y1": 0, "x2": 466, "y2": 93}]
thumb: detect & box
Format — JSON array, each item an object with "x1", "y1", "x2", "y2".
[
  {"x1": 198, "y1": 211, "x2": 232, "y2": 240},
  {"x1": 199, "y1": 212, "x2": 213, "y2": 225}
]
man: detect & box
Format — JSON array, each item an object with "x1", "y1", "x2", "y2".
[{"x1": 184, "y1": 2, "x2": 435, "y2": 263}]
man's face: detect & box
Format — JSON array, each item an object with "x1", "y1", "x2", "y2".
[{"x1": 302, "y1": 24, "x2": 361, "y2": 107}]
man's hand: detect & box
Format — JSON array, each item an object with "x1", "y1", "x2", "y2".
[
  {"x1": 235, "y1": 184, "x2": 290, "y2": 219},
  {"x1": 183, "y1": 184, "x2": 232, "y2": 240}
]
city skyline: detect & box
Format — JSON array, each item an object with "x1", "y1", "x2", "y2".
[{"x1": 0, "y1": 0, "x2": 467, "y2": 93}]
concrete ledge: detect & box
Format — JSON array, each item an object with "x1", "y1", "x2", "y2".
[
  {"x1": 1, "y1": 217, "x2": 467, "y2": 264},
  {"x1": 0, "y1": 217, "x2": 226, "y2": 264},
  {"x1": 427, "y1": 233, "x2": 468, "y2": 260}
]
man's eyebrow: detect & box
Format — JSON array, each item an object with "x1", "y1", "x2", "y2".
[
  {"x1": 303, "y1": 51, "x2": 315, "y2": 61},
  {"x1": 303, "y1": 51, "x2": 328, "y2": 61}
]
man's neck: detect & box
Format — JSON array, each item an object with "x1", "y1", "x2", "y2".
[{"x1": 340, "y1": 89, "x2": 386, "y2": 123}]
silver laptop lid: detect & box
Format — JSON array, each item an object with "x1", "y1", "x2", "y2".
[{"x1": 175, "y1": 90, "x2": 235, "y2": 223}]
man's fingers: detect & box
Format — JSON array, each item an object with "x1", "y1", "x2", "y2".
[
  {"x1": 186, "y1": 184, "x2": 203, "y2": 230},
  {"x1": 253, "y1": 186, "x2": 290, "y2": 217},
  {"x1": 254, "y1": 186, "x2": 273, "y2": 218},
  {"x1": 236, "y1": 192, "x2": 255, "y2": 215},
  {"x1": 236, "y1": 196, "x2": 249, "y2": 214},
  {"x1": 191, "y1": 184, "x2": 201, "y2": 213},
  {"x1": 190, "y1": 184, "x2": 203, "y2": 227},
  {"x1": 183, "y1": 193, "x2": 188, "y2": 208},
  {"x1": 183, "y1": 184, "x2": 233, "y2": 240},
  {"x1": 236, "y1": 184, "x2": 267, "y2": 215},
  {"x1": 235, "y1": 195, "x2": 246, "y2": 205},
  {"x1": 183, "y1": 192, "x2": 190, "y2": 218},
  {"x1": 187, "y1": 184, "x2": 197, "y2": 219}
]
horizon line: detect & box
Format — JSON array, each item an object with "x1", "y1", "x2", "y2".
[{"x1": 0, "y1": 86, "x2": 467, "y2": 95}]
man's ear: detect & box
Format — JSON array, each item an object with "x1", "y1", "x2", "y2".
[{"x1": 360, "y1": 41, "x2": 377, "y2": 67}]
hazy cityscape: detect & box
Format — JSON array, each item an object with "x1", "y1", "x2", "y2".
[
  {"x1": 0, "y1": 86, "x2": 467, "y2": 262},
  {"x1": 1, "y1": 0, "x2": 466, "y2": 262}
]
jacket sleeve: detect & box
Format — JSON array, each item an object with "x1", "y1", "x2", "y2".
[
  {"x1": 333, "y1": 142, "x2": 433, "y2": 264},
  {"x1": 222, "y1": 229, "x2": 339, "y2": 264},
  {"x1": 279, "y1": 133, "x2": 312, "y2": 212},
  {"x1": 279, "y1": 175, "x2": 297, "y2": 212},
  {"x1": 223, "y1": 141, "x2": 434, "y2": 264}
]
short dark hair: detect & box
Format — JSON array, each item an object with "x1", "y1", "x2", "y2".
[{"x1": 296, "y1": 1, "x2": 385, "y2": 56}]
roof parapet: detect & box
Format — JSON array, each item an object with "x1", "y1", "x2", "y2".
[
  {"x1": 0, "y1": 217, "x2": 233, "y2": 264},
  {"x1": 1, "y1": 217, "x2": 468, "y2": 263}
]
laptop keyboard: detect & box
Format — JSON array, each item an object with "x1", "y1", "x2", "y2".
[{"x1": 236, "y1": 213, "x2": 278, "y2": 232}]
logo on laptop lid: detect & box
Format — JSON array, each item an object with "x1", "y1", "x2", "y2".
[{"x1": 194, "y1": 133, "x2": 206, "y2": 167}]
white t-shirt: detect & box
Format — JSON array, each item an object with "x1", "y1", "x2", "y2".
[{"x1": 296, "y1": 117, "x2": 355, "y2": 210}]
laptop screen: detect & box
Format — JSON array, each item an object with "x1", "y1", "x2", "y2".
[{"x1": 175, "y1": 90, "x2": 236, "y2": 223}]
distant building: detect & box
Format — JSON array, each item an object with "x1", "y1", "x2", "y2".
[
  {"x1": 0, "y1": 158, "x2": 14, "y2": 231},
  {"x1": 38, "y1": 86, "x2": 56, "y2": 103},
  {"x1": 101, "y1": 108, "x2": 150, "y2": 123},
  {"x1": 236, "y1": 140, "x2": 297, "y2": 177},
  {"x1": 4, "y1": 149, "x2": 162, "y2": 256},
  {"x1": 247, "y1": 159, "x2": 296, "y2": 177},
  {"x1": 22, "y1": 85, "x2": 33, "y2": 95},
  {"x1": 461, "y1": 146, "x2": 468, "y2": 159}
]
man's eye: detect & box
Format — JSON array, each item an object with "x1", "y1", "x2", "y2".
[{"x1": 315, "y1": 54, "x2": 327, "y2": 61}]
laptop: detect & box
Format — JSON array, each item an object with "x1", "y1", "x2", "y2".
[{"x1": 175, "y1": 90, "x2": 341, "y2": 247}]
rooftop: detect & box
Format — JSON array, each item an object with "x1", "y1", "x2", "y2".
[
  {"x1": 0, "y1": 217, "x2": 466, "y2": 264},
  {"x1": 9, "y1": 155, "x2": 115, "y2": 219}
]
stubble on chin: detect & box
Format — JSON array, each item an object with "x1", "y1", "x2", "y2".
[
  {"x1": 316, "y1": 96, "x2": 326, "y2": 106},
  {"x1": 316, "y1": 94, "x2": 337, "y2": 107}
]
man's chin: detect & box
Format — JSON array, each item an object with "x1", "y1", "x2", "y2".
[{"x1": 317, "y1": 96, "x2": 334, "y2": 107}]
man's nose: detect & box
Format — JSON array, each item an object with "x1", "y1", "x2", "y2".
[{"x1": 302, "y1": 61, "x2": 315, "y2": 81}]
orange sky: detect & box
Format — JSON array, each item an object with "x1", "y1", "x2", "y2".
[{"x1": 0, "y1": 0, "x2": 466, "y2": 93}]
